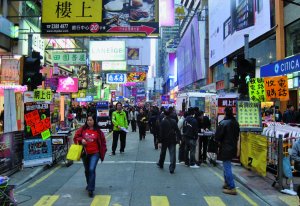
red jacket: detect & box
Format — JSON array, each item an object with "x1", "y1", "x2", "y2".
[{"x1": 73, "y1": 126, "x2": 107, "y2": 161}]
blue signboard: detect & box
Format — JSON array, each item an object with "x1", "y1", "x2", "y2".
[
  {"x1": 96, "y1": 101, "x2": 109, "y2": 110},
  {"x1": 106, "y1": 73, "x2": 126, "y2": 84},
  {"x1": 260, "y1": 54, "x2": 300, "y2": 77},
  {"x1": 76, "y1": 96, "x2": 94, "y2": 102}
]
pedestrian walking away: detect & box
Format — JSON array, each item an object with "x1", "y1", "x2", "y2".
[
  {"x1": 111, "y1": 102, "x2": 129, "y2": 155},
  {"x1": 157, "y1": 109, "x2": 181, "y2": 174},
  {"x1": 73, "y1": 114, "x2": 107, "y2": 198},
  {"x1": 215, "y1": 106, "x2": 240, "y2": 195},
  {"x1": 137, "y1": 108, "x2": 148, "y2": 140}
]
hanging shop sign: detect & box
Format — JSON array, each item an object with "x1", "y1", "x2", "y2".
[
  {"x1": 33, "y1": 89, "x2": 53, "y2": 101},
  {"x1": 128, "y1": 65, "x2": 148, "y2": 72},
  {"x1": 127, "y1": 72, "x2": 147, "y2": 82},
  {"x1": 23, "y1": 138, "x2": 53, "y2": 167},
  {"x1": 76, "y1": 96, "x2": 93, "y2": 102},
  {"x1": 78, "y1": 66, "x2": 88, "y2": 89},
  {"x1": 248, "y1": 78, "x2": 266, "y2": 102},
  {"x1": 106, "y1": 73, "x2": 126, "y2": 84},
  {"x1": 42, "y1": 0, "x2": 159, "y2": 37},
  {"x1": 260, "y1": 54, "x2": 300, "y2": 77},
  {"x1": 240, "y1": 132, "x2": 267, "y2": 176},
  {"x1": 56, "y1": 77, "x2": 79, "y2": 93},
  {"x1": 51, "y1": 52, "x2": 86, "y2": 65},
  {"x1": 44, "y1": 78, "x2": 58, "y2": 91},
  {"x1": 24, "y1": 102, "x2": 51, "y2": 138},
  {"x1": 127, "y1": 48, "x2": 140, "y2": 60},
  {"x1": 102, "y1": 61, "x2": 127, "y2": 71},
  {"x1": 237, "y1": 101, "x2": 262, "y2": 132},
  {"x1": 90, "y1": 41, "x2": 125, "y2": 61},
  {"x1": 264, "y1": 76, "x2": 289, "y2": 101}
]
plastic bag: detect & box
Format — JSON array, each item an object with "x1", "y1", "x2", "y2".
[{"x1": 66, "y1": 144, "x2": 83, "y2": 161}]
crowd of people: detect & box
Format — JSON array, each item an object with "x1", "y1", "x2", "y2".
[{"x1": 72, "y1": 102, "x2": 240, "y2": 197}]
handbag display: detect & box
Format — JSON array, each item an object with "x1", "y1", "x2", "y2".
[{"x1": 66, "y1": 144, "x2": 83, "y2": 161}]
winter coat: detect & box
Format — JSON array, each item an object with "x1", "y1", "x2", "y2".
[
  {"x1": 215, "y1": 117, "x2": 240, "y2": 161},
  {"x1": 182, "y1": 116, "x2": 198, "y2": 139},
  {"x1": 158, "y1": 116, "x2": 181, "y2": 144},
  {"x1": 73, "y1": 126, "x2": 107, "y2": 161}
]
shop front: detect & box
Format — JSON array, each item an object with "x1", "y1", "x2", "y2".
[{"x1": 260, "y1": 53, "x2": 300, "y2": 111}]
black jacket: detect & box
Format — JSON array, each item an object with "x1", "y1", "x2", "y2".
[
  {"x1": 182, "y1": 116, "x2": 198, "y2": 139},
  {"x1": 158, "y1": 117, "x2": 181, "y2": 144},
  {"x1": 215, "y1": 117, "x2": 240, "y2": 161}
]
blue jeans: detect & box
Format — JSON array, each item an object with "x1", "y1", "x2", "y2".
[
  {"x1": 223, "y1": 160, "x2": 235, "y2": 189},
  {"x1": 82, "y1": 153, "x2": 100, "y2": 192},
  {"x1": 158, "y1": 143, "x2": 176, "y2": 172}
]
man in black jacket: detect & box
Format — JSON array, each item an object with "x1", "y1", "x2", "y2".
[
  {"x1": 197, "y1": 110, "x2": 211, "y2": 164},
  {"x1": 183, "y1": 108, "x2": 199, "y2": 168},
  {"x1": 157, "y1": 109, "x2": 181, "y2": 174},
  {"x1": 215, "y1": 106, "x2": 240, "y2": 195}
]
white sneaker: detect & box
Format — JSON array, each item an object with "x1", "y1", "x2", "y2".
[
  {"x1": 190, "y1": 165, "x2": 200, "y2": 168},
  {"x1": 179, "y1": 161, "x2": 185, "y2": 165}
]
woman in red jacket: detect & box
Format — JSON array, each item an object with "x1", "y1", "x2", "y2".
[{"x1": 73, "y1": 114, "x2": 107, "y2": 198}]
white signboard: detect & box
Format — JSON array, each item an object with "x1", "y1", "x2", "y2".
[
  {"x1": 106, "y1": 73, "x2": 126, "y2": 84},
  {"x1": 208, "y1": 0, "x2": 271, "y2": 66},
  {"x1": 102, "y1": 61, "x2": 127, "y2": 71},
  {"x1": 90, "y1": 41, "x2": 125, "y2": 61}
]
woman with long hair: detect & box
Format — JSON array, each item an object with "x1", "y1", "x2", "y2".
[{"x1": 73, "y1": 114, "x2": 107, "y2": 198}]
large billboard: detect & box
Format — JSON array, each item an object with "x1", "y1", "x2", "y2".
[
  {"x1": 177, "y1": 15, "x2": 203, "y2": 89},
  {"x1": 209, "y1": 0, "x2": 271, "y2": 66},
  {"x1": 42, "y1": 0, "x2": 159, "y2": 37}
]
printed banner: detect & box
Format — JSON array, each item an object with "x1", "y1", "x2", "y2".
[
  {"x1": 237, "y1": 101, "x2": 262, "y2": 131},
  {"x1": 33, "y1": 89, "x2": 53, "y2": 101},
  {"x1": 51, "y1": 52, "x2": 86, "y2": 65},
  {"x1": 24, "y1": 102, "x2": 51, "y2": 138},
  {"x1": 23, "y1": 138, "x2": 53, "y2": 167},
  {"x1": 240, "y1": 132, "x2": 267, "y2": 177},
  {"x1": 264, "y1": 76, "x2": 289, "y2": 101},
  {"x1": 42, "y1": 0, "x2": 159, "y2": 37},
  {"x1": 248, "y1": 78, "x2": 266, "y2": 102},
  {"x1": 127, "y1": 72, "x2": 146, "y2": 82},
  {"x1": 127, "y1": 48, "x2": 140, "y2": 60}
]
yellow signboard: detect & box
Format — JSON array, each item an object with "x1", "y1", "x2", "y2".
[
  {"x1": 33, "y1": 89, "x2": 53, "y2": 101},
  {"x1": 240, "y1": 132, "x2": 267, "y2": 176},
  {"x1": 42, "y1": 0, "x2": 102, "y2": 23},
  {"x1": 237, "y1": 101, "x2": 262, "y2": 130},
  {"x1": 248, "y1": 78, "x2": 266, "y2": 102}
]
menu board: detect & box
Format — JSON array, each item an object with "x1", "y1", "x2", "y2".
[{"x1": 237, "y1": 101, "x2": 262, "y2": 132}]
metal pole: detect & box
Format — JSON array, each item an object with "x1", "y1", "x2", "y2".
[
  {"x1": 244, "y1": 34, "x2": 249, "y2": 59},
  {"x1": 278, "y1": 134, "x2": 283, "y2": 189},
  {"x1": 28, "y1": 33, "x2": 33, "y2": 57}
]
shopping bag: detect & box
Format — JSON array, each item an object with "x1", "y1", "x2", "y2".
[{"x1": 66, "y1": 144, "x2": 83, "y2": 161}]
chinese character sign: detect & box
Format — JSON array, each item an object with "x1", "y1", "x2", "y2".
[
  {"x1": 106, "y1": 73, "x2": 126, "y2": 84},
  {"x1": 127, "y1": 48, "x2": 139, "y2": 60},
  {"x1": 33, "y1": 89, "x2": 53, "y2": 101},
  {"x1": 248, "y1": 78, "x2": 266, "y2": 102},
  {"x1": 42, "y1": 0, "x2": 159, "y2": 36},
  {"x1": 264, "y1": 76, "x2": 289, "y2": 101},
  {"x1": 237, "y1": 101, "x2": 262, "y2": 131},
  {"x1": 52, "y1": 52, "x2": 86, "y2": 65}
]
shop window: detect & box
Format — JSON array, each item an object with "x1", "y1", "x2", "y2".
[{"x1": 286, "y1": 19, "x2": 300, "y2": 56}]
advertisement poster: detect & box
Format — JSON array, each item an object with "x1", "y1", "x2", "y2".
[
  {"x1": 90, "y1": 41, "x2": 125, "y2": 61},
  {"x1": 248, "y1": 78, "x2": 266, "y2": 102},
  {"x1": 24, "y1": 102, "x2": 51, "y2": 138},
  {"x1": 56, "y1": 77, "x2": 79, "y2": 93},
  {"x1": 78, "y1": 66, "x2": 89, "y2": 89},
  {"x1": 127, "y1": 72, "x2": 147, "y2": 82},
  {"x1": 45, "y1": 78, "x2": 58, "y2": 91},
  {"x1": 42, "y1": 0, "x2": 159, "y2": 36},
  {"x1": 240, "y1": 132, "x2": 267, "y2": 176},
  {"x1": 237, "y1": 101, "x2": 262, "y2": 131},
  {"x1": 209, "y1": 0, "x2": 271, "y2": 66},
  {"x1": 177, "y1": 15, "x2": 203, "y2": 89},
  {"x1": 23, "y1": 138, "x2": 53, "y2": 167},
  {"x1": 264, "y1": 76, "x2": 289, "y2": 101}
]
